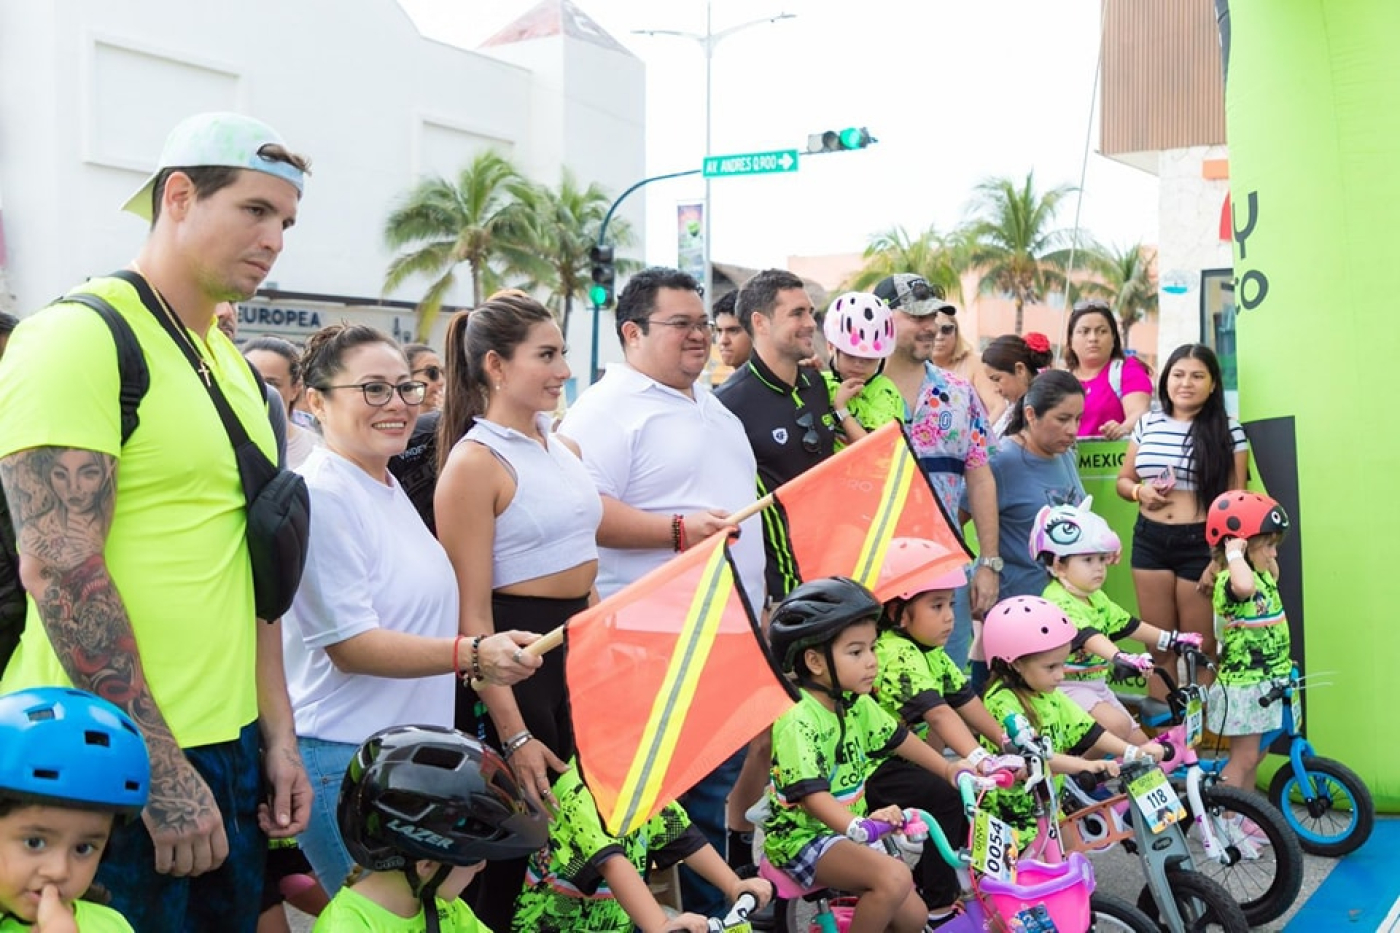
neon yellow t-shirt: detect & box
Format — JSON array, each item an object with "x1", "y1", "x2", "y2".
[
  {"x1": 0, "y1": 276, "x2": 270, "y2": 746},
  {"x1": 314, "y1": 886, "x2": 491, "y2": 933},
  {"x1": 0, "y1": 899, "x2": 134, "y2": 932}
]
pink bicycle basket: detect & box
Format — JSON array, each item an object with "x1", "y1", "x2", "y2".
[{"x1": 976, "y1": 852, "x2": 1095, "y2": 932}]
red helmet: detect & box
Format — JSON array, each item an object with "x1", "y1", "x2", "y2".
[
  {"x1": 1205, "y1": 492, "x2": 1289, "y2": 548},
  {"x1": 981, "y1": 596, "x2": 1077, "y2": 664}
]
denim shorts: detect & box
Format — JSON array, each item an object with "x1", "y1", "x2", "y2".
[{"x1": 1130, "y1": 515, "x2": 1210, "y2": 580}]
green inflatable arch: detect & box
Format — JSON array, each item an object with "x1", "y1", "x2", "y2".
[{"x1": 1220, "y1": 0, "x2": 1400, "y2": 810}]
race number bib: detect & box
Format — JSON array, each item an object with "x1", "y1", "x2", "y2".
[
  {"x1": 1127, "y1": 767, "x2": 1187, "y2": 834},
  {"x1": 971, "y1": 810, "x2": 1017, "y2": 882},
  {"x1": 1185, "y1": 695, "x2": 1204, "y2": 748},
  {"x1": 1289, "y1": 685, "x2": 1303, "y2": 732}
]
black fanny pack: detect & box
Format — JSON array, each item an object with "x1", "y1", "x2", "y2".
[{"x1": 115, "y1": 270, "x2": 310, "y2": 619}]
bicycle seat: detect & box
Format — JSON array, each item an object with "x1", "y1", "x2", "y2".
[
  {"x1": 1138, "y1": 696, "x2": 1171, "y2": 724},
  {"x1": 757, "y1": 858, "x2": 820, "y2": 901}
]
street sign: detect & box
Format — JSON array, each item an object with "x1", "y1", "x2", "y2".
[{"x1": 702, "y1": 149, "x2": 799, "y2": 177}]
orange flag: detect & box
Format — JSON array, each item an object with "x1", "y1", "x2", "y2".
[
  {"x1": 770, "y1": 421, "x2": 972, "y2": 596},
  {"x1": 568, "y1": 533, "x2": 798, "y2": 836}
]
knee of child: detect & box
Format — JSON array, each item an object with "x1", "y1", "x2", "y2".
[{"x1": 868, "y1": 857, "x2": 914, "y2": 900}]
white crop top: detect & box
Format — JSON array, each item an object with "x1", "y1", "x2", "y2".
[
  {"x1": 462, "y1": 415, "x2": 602, "y2": 588},
  {"x1": 1131, "y1": 410, "x2": 1248, "y2": 492}
]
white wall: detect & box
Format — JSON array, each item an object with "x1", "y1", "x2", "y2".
[
  {"x1": 1154, "y1": 145, "x2": 1233, "y2": 361},
  {"x1": 0, "y1": 0, "x2": 643, "y2": 379}
]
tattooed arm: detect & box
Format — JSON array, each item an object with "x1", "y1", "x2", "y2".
[{"x1": 0, "y1": 447, "x2": 230, "y2": 877}]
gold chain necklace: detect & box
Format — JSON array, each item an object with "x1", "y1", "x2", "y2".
[{"x1": 129, "y1": 264, "x2": 212, "y2": 387}]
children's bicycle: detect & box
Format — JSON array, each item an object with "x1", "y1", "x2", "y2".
[
  {"x1": 1109, "y1": 645, "x2": 1304, "y2": 926},
  {"x1": 1059, "y1": 754, "x2": 1249, "y2": 933},
  {"x1": 1256, "y1": 666, "x2": 1375, "y2": 856}
]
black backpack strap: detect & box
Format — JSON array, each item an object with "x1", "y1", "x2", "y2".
[{"x1": 60, "y1": 293, "x2": 150, "y2": 446}]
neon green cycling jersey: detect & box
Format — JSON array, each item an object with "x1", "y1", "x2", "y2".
[
  {"x1": 823, "y1": 371, "x2": 905, "y2": 450},
  {"x1": 872, "y1": 629, "x2": 974, "y2": 740},
  {"x1": 1042, "y1": 580, "x2": 1141, "y2": 681},
  {"x1": 314, "y1": 887, "x2": 490, "y2": 933},
  {"x1": 980, "y1": 681, "x2": 1104, "y2": 841},
  {"x1": 762, "y1": 689, "x2": 906, "y2": 867},
  {"x1": 1213, "y1": 568, "x2": 1291, "y2": 686},
  {"x1": 513, "y1": 763, "x2": 706, "y2": 932}
]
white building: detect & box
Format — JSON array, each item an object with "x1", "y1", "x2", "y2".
[{"x1": 0, "y1": 0, "x2": 644, "y2": 381}]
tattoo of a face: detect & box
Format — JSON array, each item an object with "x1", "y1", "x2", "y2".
[{"x1": 0, "y1": 448, "x2": 166, "y2": 731}]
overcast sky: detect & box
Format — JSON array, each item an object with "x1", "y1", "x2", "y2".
[{"x1": 403, "y1": 0, "x2": 1162, "y2": 272}]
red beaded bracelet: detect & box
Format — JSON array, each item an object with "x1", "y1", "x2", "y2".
[{"x1": 671, "y1": 514, "x2": 685, "y2": 552}]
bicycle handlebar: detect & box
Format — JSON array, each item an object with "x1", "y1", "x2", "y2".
[
  {"x1": 1258, "y1": 679, "x2": 1290, "y2": 708},
  {"x1": 707, "y1": 892, "x2": 760, "y2": 931}
]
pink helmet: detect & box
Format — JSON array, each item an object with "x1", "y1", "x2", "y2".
[
  {"x1": 876, "y1": 538, "x2": 969, "y2": 602},
  {"x1": 1029, "y1": 497, "x2": 1120, "y2": 563},
  {"x1": 982, "y1": 596, "x2": 1077, "y2": 664},
  {"x1": 823, "y1": 292, "x2": 895, "y2": 359}
]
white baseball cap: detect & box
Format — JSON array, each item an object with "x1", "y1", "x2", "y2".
[{"x1": 121, "y1": 112, "x2": 305, "y2": 221}]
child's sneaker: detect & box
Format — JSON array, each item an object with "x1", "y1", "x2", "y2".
[{"x1": 1221, "y1": 814, "x2": 1268, "y2": 859}]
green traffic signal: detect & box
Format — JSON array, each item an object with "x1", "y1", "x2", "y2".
[
  {"x1": 806, "y1": 127, "x2": 876, "y2": 154},
  {"x1": 589, "y1": 284, "x2": 610, "y2": 307},
  {"x1": 838, "y1": 127, "x2": 867, "y2": 149}
]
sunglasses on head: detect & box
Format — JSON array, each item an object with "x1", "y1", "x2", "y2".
[
  {"x1": 794, "y1": 408, "x2": 821, "y2": 454},
  {"x1": 894, "y1": 278, "x2": 945, "y2": 308}
]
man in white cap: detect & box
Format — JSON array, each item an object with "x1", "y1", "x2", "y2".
[{"x1": 0, "y1": 112, "x2": 311, "y2": 932}]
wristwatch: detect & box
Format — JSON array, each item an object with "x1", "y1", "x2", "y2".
[{"x1": 977, "y1": 556, "x2": 1004, "y2": 572}]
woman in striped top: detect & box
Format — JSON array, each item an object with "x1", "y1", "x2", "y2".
[{"x1": 1114, "y1": 345, "x2": 1249, "y2": 691}]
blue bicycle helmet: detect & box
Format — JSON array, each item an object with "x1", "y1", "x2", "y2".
[{"x1": 0, "y1": 687, "x2": 150, "y2": 817}]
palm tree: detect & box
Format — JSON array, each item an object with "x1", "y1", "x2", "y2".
[
  {"x1": 1077, "y1": 242, "x2": 1158, "y2": 344},
  {"x1": 846, "y1": 224, "x2": 968, "y2": 304},
  {"x1": 515, "y1": 170, "x2": 636, "y2": 337},
  {"x1": 966, "y1": 172, "x2": 1077, "y2": 335},
  {"x1": 382, "y1": 150, "x2": 538, "y2": 340}
]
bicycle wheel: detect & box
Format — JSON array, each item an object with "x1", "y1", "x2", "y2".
[
  {"x1": 1267, "y1": 755, "x2": 1375, "y2": 857},
  {"x1": 1183, "y1": 781, "x2": 1303, "y2": 926},
  {"x1": 1089, "y1": 892, "x2": 1159, "y2": 932},
  {"x1": 1135, "y1": 869, "x2": 1250, "y2": 932}
]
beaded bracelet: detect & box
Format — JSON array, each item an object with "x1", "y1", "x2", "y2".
[
  {"x1": 671, "y1": 514, "x2": 685, "y2": 552},
  {"x1": 470, "y1": 634, "x2": 484, "y2": 683}
]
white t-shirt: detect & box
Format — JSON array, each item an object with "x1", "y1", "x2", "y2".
[
  {"x1": 559, "y1": 363, "x2": 766, "y2": 613},
  {"x1": 284, "y1": 447, "x2": 458, "y2": 744}
]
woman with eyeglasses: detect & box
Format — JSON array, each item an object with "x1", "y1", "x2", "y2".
[
  {"x1": 432, "y1": 293, "x2": 604, "y2": 930},
  {"x1": 280, "y1": 323, "x2": 545, "y2": 896},
  {"x1": 405, "y1": 342, "x2": 446, "y2": 411},
  {"x1": 1065, "y1": 300, "x2": 1151, "y2": 439}
]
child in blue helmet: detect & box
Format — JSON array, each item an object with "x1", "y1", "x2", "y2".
[{"x1": 0, "y1": 687, "x2": 150, "y2": 933}]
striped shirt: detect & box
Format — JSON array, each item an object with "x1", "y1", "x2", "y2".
[{"x1": 1130, "y1": 411, "x2": 1248, "y2": 492}]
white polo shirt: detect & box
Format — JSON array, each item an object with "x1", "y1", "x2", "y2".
[{"x1": 559, "y1": 363, "x2": 766, "y2": 613}]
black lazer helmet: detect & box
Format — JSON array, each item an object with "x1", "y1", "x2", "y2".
[
  {"x1": 337, "y1": 725, "x2": 548, "y2": 873},
  {"x1": 768, "y1": 576, "x2": 883, "y2": 674}
]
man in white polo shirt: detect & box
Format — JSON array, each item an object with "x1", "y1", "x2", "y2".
[{"x1": 559, "y1": 266, "x2": 766, "y2": 913}]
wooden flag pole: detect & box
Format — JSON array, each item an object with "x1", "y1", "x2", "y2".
[{"x1": 466, "y1": 494, "x2": 774, "y2": 688}]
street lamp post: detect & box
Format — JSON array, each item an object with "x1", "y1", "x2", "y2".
[{"x1": 634, "y1": 2, "x2": 795, "y2": 311}]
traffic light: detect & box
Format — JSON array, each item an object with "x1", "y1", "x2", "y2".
[
  {"x1": 806, "y1": 127, "x2": 876, "y2": 154},
  {"x1": 589, "y1": 244, "x2": 615, "y2": 309}
]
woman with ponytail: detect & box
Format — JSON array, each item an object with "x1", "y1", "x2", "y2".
[
  {"x1": 981, "y1": 332, "x2": 1054, "y2": 440},
  {"x1": 433, "y1": 293, "x2": 603, "y2": 930}
]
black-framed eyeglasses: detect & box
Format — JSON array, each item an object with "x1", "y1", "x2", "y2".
[
  {"x1": 644, "y1": 317, "x2": 716, "y2": 336},
  {"x1": 412, "y1": 364, "x2": 443, "y2": 382},
  {"x1": 893, "y1": 277, "x2": 945, "y2": 308},
  {"x1": 316, "y1": 380, "x2": 428, "y2": 406},
  {"x1": 794, "y1": 408, "x2": 822, "y2": 454}
]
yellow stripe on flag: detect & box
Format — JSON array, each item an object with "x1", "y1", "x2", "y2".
[
  {"x1": 851, "y1": 440, "x2": 917, "y2": 589},
  {"x1": 611, "y1": 541, "x2": 734, "y2": 833}
]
